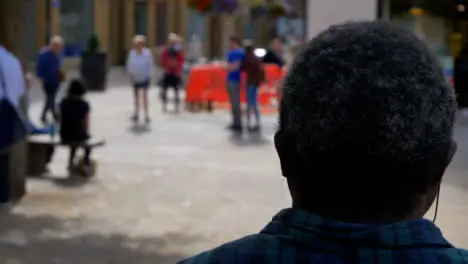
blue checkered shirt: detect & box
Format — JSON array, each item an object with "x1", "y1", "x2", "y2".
[{"x1": 179, "y1": 208, "x2": 468, "y2": 264}]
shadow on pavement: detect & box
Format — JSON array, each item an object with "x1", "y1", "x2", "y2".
[
  {"x1": 51, "y1": 175, "x2": 91, "y2": 189},
  {"x1": 0, "y1": 212, "x2": 193, "y2": 264},
  {"x1": 228, "y1": 132, "x2": 268, "y2": 147},
  {"x1": 128, "y1": 124, "x2": 152, "y2": 135},
  {"x1": 28, "y1": 174, "x2": 91, "y2": 189}
]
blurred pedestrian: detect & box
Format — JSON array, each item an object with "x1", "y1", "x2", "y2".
[
  {"x1": 126, "y1": 35, "x2": 154, "y2": 124},
  {"x1": 454, "y1": 47, "x2": 468, "y2": 109},
  {"x1": 180, "y1": 21, "x2": 464, "y2": 264},
  {"x1": 36, "y1": 35, "x2": 64, "y2": 124},
  {"x1": 160, "y1": 34, "x2": 184, "y2": 113},
  {"x1": 225, "y1": 36, "x2": 244, "y2": 132},
  {"x1": 262, "y1": 37, "x2": 284, "y2": 69},
  {"x1": 241, "y1": 40, "x2": 264, "y2": 132},
  {"x1": 263, "y1": 38, "x2": 286, "y2": 103}
]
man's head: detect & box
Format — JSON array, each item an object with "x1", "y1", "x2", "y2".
[
  {"x1": 49, "y1": 35, "x2": 63, "y2": 54},
  {"x1": 168, "y1": 33, "x2": 178, "y2": 46},
  {"x1": 133, "y1": 35, "x2": 146, "y2": 50},
  {"x1": 275, "y1": 21, "x2": 457, "y2": 222},
  {"x1": 229, "y1": 36, "x2": 241, "y2": 50},
  {"x1": 270, "y1": 37, "x2": 282, "y2": 52}
]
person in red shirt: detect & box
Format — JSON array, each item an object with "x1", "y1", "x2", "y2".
[{"x1": 159, "y1": 34, "x2": 184, "y2": 113}]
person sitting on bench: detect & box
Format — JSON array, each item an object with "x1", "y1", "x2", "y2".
[{"x1": 58, "y1": 79, "x2": 92, "y2": 175}]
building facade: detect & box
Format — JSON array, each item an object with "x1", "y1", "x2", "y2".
[
  {"x1": 27, "y1": 0, "x2": 187, "y2": 68},
  {"x1": 306, "y1": 0, "x2": 378, "y2": 39}
]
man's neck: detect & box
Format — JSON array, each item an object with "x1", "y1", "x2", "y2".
[{"x1": 292, "y1": 200, "x2": 420, "y2": 224}]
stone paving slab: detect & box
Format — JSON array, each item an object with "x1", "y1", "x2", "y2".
[{"x1": 1, "y1": 88, "x2": 468, "y2": 263}]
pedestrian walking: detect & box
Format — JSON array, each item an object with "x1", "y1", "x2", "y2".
[
  {"x1": 159, "y1": 34, "x2": 184, "y2": 113},
  {"x1": 241, "y1": 40, "x2": 264, "y2": 132},
  {"x1": 126, "y1": 35, "x2": 154, "y2": 124},
  {"x1": 225, "y1": 36, "x2": 244, "y2": 132},
  {"x1": 36, "y1": 35, "x2": 64, "y2": 124}
]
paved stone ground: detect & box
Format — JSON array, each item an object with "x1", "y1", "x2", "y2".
[{"x1": 1, "y1": 83, "x2": 468, "y2": 264}]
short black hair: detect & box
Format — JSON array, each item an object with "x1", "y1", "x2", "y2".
[
  {"x1": 67, "y1": 79, "x2": 86, "y2": 97},
  {"x1": 279, "y1": 21, "x2": 456, "y2": 214},
  {"x1": 229, "y1": 36, "x2": 241, "y2": 46}
]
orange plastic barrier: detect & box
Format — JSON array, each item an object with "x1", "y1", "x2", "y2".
[
  {"x1": 185, "y1": 65, "x2": 213, "y2": 103},
  {"x1": 184, "y1": 63, "x2": 282, "y2": 112}
]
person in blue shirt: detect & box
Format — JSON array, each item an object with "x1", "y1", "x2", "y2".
[
  {"x1": 225, "y1": 36, "x2": 244, "y2": 132},
  {"x1": 36, "y1": 36, "x2": 64, "y2": 123},
  {"x1": 179, "y1": 21, "x2": 467, "y2": 264}
]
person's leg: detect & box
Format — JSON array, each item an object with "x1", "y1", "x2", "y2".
[
  {"x1": 83, "y1": 147, "x2": 92, "y2": 166},
  {"x1": 50, "y1": 84, "x2": 59, "y2": 122},
  {"x1": 225, "y1": 81, "x2": 236, "y2": 128},
  {"x1": 132, "y1": 84, "x2": 140, "y2": 121},
  {"x1": 161, "y1": 75, "x2": 169, "y2": 112},
  {"x1": 46, "y1": 146, "x2": 55, "y2": 165},
  {"x1": 231, "y1": 82, "x2": 242, "y2": 129},
  {"x1": 143, "y1": 81, "x2": 150, "y2": 122},
  {"x1": 41, "y1": 83, "x2": 51, "y2": 122},
  {"x1": 68, "y1": 147, "x2": 77, "y2": 169},
  {"x1": 252, "y1": 86, "x2": 260, "y2": 128},
  {"x1": 246, "y1": 85, "x2": 254, "y2": 128},
  {"x1": 173, "y1": 76, "x2": 181, "y2": 113}
]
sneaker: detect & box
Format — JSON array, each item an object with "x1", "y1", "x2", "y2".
[
  {"x1": 248, "y1": 125, "x2": 261, "y2": 133},
  {"x1": 131, "y1": 115, "x2": 139, "y2": 122},
  {"x1": 145, "y1": 116, "x2": 151, "y2": 124}
]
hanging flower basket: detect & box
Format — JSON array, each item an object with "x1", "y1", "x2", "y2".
[
  {"x1": 267, "y1": 3, "x2": 287, "y2": 18},
  {"x1": 187, "y1": 0, "x2": 213, "y2": 13}
]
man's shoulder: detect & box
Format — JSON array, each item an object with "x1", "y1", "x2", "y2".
[
  {"x1": 39, "y1": 49, "x2": 52, "y2": 56},
  {"x1": 178, "y1": 234, "x2": 272, "y2": 264},
  {"x1": 435, "y1": 247, "x2": 468, "y2": 261}
]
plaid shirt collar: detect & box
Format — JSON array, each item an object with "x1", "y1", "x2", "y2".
[{"x1": 261, "y1": 208, "x2": 452, "y2": 250}]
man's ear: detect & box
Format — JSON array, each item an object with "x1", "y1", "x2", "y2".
[
  {"x1": 434, "y1": 139, "x2": 457, "y2": 185},
  {"x1": 447, "y1": 139, "x2": 457, "y2": 166},
  {"x1": 275, "y1": 130, "x2": 302, "y2": 178},
  {"x1": 442, "y1": 139, "x2": 457, "y2": 175}
]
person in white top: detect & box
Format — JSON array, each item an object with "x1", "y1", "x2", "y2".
[
  {"x1": 125, "y1": 35, "x2": 154, "y2": 123},
  {"x1": 0, "y1": 46, "x2": 25, "y2": 109}
]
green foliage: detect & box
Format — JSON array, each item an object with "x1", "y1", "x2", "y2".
[{"x1": 86, "y1": 34, "x2": 100, "y2": 53}]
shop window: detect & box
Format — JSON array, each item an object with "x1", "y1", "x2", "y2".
[
  {"x1": 156, "y1": 1, "x2": 168, "y2": 46},
  {"x1": 134, "y1": 1, "x2": 147, "y2": 35},
  {"x1": 59, "y1": 0, "x2": 93, "y2": 57},
  {"x1": 185, "y1": 8, "x2": 205, "y2": 43}
]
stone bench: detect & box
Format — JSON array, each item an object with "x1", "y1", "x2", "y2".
[{"x1": 27, "y1": 135, "x2": 105, "y2": 177}]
